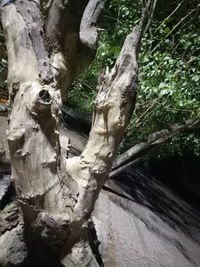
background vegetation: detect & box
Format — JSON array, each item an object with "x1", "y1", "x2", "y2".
[
  {"x1": 67, "y1": 0, "x2": 200, "y2": 157},
  {"x1": 0, "y1": 0, "x2": 199, "y2": 158}
]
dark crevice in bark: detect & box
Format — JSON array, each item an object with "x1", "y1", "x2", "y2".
[
  {"x1": 25, "y1": 238, "x2": 63, "y2": 267},
  {"x1": 88, "y1": 220, "x2": 104, "y2": 267}
]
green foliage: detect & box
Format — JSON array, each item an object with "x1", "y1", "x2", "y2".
[
  {"x1": 67, "y1": 69, "x2": 97, "y2": 119},
  {"x1": 0, "y1": 1, "x2": 199, "y2": 157},
  {"x1": 67, "y1": 0, "x2": 200, "y2": 157},
  {"x1": 67, "y1": 0, "x2": 139, "y2": 116},
  {"x1": 123, "y1": 12, "x2": 200, "y2": 157}
]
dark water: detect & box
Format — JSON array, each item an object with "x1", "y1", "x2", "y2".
[{"x1": 146, "y1": 156, "x2": 200, "y2": 208}]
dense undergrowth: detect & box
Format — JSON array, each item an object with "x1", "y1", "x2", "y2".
[
  {"x1": 0, "y1": 0, "x2": 199, "y2": 158},
  {"x1": 67, "y1": 0, "x2": 200, "y2": 157}
]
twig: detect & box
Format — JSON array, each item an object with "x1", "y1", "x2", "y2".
[{"x1": 150, "y1": 4, "x2": 200, "y2": 54}]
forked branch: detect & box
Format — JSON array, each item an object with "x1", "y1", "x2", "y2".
[{"x1": 65, "y1": 25, "x2": 143, "y2": 221}]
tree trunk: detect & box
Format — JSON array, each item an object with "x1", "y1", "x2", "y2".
[{"x1": 0, "y1": 1, "x2": 144, "y2": 266}]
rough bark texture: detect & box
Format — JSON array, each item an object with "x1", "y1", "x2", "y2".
[
  {"x1": 45, "y1": 0, "x2": 105, "y2": 99},
  {"x1": 0, "y1": 207, "x2": 27, "y2": 267},
  {"x1": 0, "y1": 0, "x2": 142, "y2": 266}
]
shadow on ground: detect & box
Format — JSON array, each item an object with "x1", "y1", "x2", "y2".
[
  {"x1": 95, "y1": 160, "x2": 200, "y2": 266},
  {"x1": 111, "y1": 164, "x2": 200, "y2": 244}
]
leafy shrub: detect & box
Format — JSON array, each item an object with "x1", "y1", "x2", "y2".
[{"x1": 67, "y1": 0, "x2": 200, "y2": 157}]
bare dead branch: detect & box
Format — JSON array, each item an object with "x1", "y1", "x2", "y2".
[
  {"x1": 150, "y1": 3, "x2": 200, "y2": 54},
  {"x1": 143, "y1": 0, "x2": 158, "y2": 35},
  {"x1": 80, "y1": 0, "x2": 105, "y2": 50},
  {"x1": 65, "y1": 25, "x2": 142, "y2": 221},
  {"x1": 112, "y1": 117, "x2": 200, "y2": 173}
]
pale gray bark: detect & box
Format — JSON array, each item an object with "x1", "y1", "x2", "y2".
[
  {"x1": 1, "y1": 1, "x2": 198, "y2": 264},
  {"x1": 0, "y1": 0, "x2": 143, "y2": 266},
  {"x1": 45, "y1": 0, "x2": 105, "y2": 99}
]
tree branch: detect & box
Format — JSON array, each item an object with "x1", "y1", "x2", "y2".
[
  {"x1": 0, "y1": 1, "x2": 53, "y2": 100},
  {"x1": 80, "y1": 0, "x2": 104, "y2": 50},
  {"x1": 45, "y1": 0, "x2": 105, "y2": 98},
  {"x1": 143, "y1": 0, "x2": 158, "y2": 35},
  {"x1": 64, "y1": 1, "x2": 158, "y2": 221},
  {"x1": 112, "y1": 117, "x2": 200, "y2": 174},
  {"x1": 65, "y1": 25, "x2": 142, "y2": 221}
]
